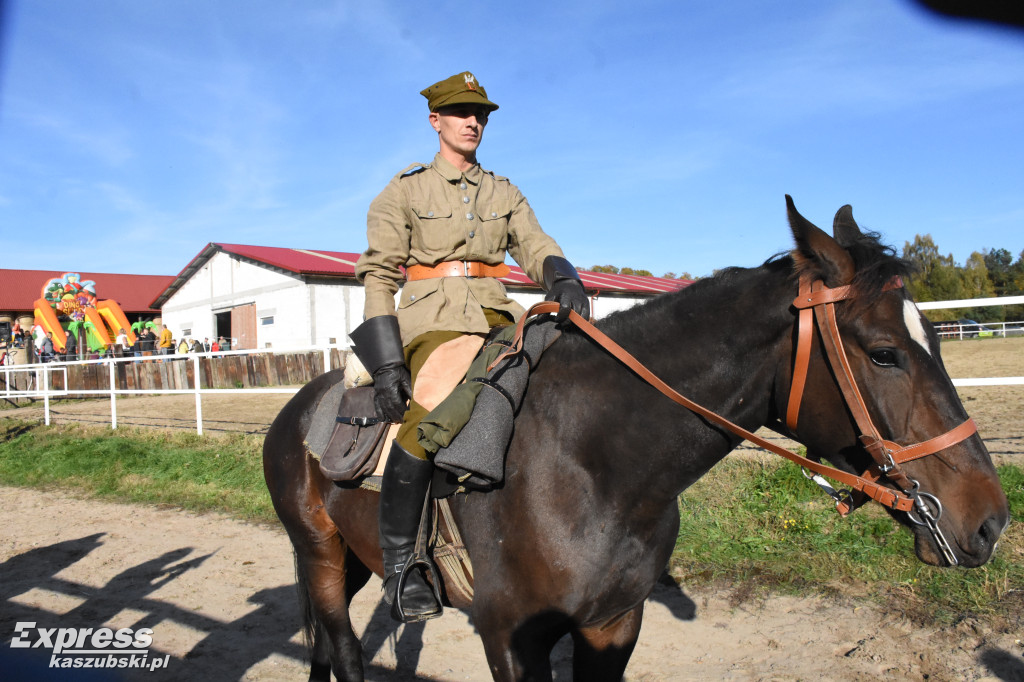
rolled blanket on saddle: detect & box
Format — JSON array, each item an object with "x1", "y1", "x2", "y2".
[{"x1": 419, "y1": 316, "x2": 561, "y2": 488}]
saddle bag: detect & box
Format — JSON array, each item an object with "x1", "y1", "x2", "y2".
[{"x1": 319, "y1": 386, "x2": 390, "y2": 481}]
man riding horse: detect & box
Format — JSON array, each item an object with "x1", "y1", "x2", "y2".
[{"x1": 351, "y1": 71, "x2": 590, "y2": 623}]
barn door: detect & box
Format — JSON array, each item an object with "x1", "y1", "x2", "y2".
[{"x1": 231, "y1": 304, "x2": 257, "y2": 350}]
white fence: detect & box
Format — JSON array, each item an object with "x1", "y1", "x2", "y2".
[
  {"x1": 918, "y1": 295, "x2": 1024, "y2": 339},
  {"x1": 2, "y1": 346, "x2": 344, "y2": 435},
  {"x1": 933, "y1": 319, "x2": 1024, "y2": 340}
]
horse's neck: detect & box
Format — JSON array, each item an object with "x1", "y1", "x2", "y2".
[
  {"x1": 601, "y1": 266, "x2": 793, "y2": 401},
  {"x1": 545, "y1": 266, "x2": 796, "y2": 499}
]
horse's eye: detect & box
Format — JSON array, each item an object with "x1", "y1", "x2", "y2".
[{"x1": 870, "y1": 348, "x2": 898, "y2": 367}]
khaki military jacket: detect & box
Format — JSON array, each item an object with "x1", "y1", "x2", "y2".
[{"x1": 356, "y1": 153, "x2": 564, "y2": 345}]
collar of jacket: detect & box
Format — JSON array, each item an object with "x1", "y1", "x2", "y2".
[{"x1": 432, "y1": 152, "x2": 484, "y2": 185}]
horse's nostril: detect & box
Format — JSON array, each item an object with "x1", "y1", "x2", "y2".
[{"x1": 974, "y1": 516, "x2": 1003, "y2": 553}]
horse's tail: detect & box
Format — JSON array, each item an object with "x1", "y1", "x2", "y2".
[{"x1": 294, "y1": 551, "x2": 318, "y2": 652}]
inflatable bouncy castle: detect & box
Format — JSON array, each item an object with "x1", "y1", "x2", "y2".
[{"x1": 32, "y1": 273, "x2": 136, "y2": 353}]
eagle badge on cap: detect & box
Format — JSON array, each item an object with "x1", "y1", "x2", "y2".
[{"x1": 464, "y1": 73, "x2": 478, "y2": 91}]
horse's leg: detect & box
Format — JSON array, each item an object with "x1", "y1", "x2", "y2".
[
  {"x1": 293, "y1": 522, "x2": 368, "y2": 682},
  {"x1": 569, "y1": 603, "x2": 645, "y2": 682},
  {"x1": 299, "y1": 549, "x2": 372, "y2": 680},
  {"x1": 475, "y1": 605, "x2": 570, "y2": 682},
  {"x1": 307, "y1": 619, "x2": 331, "y2": 681}
]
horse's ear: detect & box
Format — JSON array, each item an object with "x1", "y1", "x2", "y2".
[
  {"x1": 832, "y1": 205, "x2": 862, "y2": 248},
  {"x1": 786, "y1": 195, "x2": 855, "y2": 285}
]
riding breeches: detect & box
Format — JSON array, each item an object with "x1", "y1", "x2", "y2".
[{"x1": 396, "y1": 308, "x2": 512, "y2": 460}]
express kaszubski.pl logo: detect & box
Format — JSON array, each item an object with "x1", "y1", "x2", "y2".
[{"x1": 10, "y1": 622, "x2": 171, "y2": 672}]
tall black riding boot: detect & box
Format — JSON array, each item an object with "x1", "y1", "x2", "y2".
[{"x1": 379, "y1": 442, "x2": 442, "y2": 623}]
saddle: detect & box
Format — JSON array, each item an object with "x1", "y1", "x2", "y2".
[{"x1": 312, "y1": 315, "x2": 560, "y2": 491}]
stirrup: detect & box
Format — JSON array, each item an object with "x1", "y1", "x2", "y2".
[{"x1": 393, "y1": 552, "x2": 444, "y2": 622}]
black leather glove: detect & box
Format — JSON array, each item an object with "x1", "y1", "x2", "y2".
[
  {"x1": 349, "y1": 316, "x2": 411, "y2": 423},
  {"x1": 543, "y1": 255, "x2": 590, "y2": 323},
  {"x1": 371, "y1": 363, "x2": 412, "y2": 423}
]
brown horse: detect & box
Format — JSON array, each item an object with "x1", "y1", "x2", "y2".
[{"x1": 263, "y1": 197, "x2": 1009, "y2": 681}]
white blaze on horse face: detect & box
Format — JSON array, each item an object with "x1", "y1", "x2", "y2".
[{"x1": 903, "y1": 300, "x2": 932, "y2": 356}]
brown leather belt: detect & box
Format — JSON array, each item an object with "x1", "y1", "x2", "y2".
[{"x1": 406, "y1": 261, "x2": 511, "y2": 281}]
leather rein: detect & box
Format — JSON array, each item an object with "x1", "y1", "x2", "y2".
[{"x1": 495, "y1": 274, "x2": 976, "y2": 565}]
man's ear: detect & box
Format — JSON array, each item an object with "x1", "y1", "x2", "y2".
[{"x1": 428, "y1": 111, "x2": 440, "y2": 132}]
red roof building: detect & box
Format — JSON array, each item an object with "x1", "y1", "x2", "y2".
[
  {"x1": 0, "y1": 269, "x2": 173, "y2": 319},
  {"x1": 151, "y1": 243, "x2": 689, "y2": 309}
]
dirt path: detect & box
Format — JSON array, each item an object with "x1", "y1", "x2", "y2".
[{"x1": 1, "y1": 486, "x2": 1021, "y2": 681}]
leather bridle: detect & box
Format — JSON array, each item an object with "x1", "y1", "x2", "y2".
[
  {"x1": 496, "y1": 274, "x2": 977, "y2": 565},
  {"x1": 784, "y1": 274, "x2": 976, "y2": 564}
]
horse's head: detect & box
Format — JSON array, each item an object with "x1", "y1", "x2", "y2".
[{"x1": 779, "y1": 196, "x2": 1009, "y2": 568}]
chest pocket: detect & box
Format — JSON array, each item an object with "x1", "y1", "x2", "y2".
[
  {"x1": 477, "y1": 204, "x2": 511, "y2": 253},
  {"x1": 411, "y1": 206, "x2": 455, "y2": 252}
]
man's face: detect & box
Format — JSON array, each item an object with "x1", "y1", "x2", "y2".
[{"x1": 430, "y1": 104, "x2": 489, "y2": 158}]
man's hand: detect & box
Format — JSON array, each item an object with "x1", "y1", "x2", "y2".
[
  {"x1": 545, "y1": 278, "x2": 590, "y2": 322},
  {"x1": 372, "y1": 363, "x2": 412, "y2": 423},
  {"x1": 350, "y1": 315, "x2": 411, "y2": 422},
  {"x1": 542, "y1": 255, "x2": 590, "y2": 323}
]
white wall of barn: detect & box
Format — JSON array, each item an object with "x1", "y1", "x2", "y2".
[{"x1": 159, "y1": 251, "x2": 659, "y2": 350}]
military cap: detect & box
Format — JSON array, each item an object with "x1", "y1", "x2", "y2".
[{"x1": 420, "y1": 71, "x2": 499, "y2": 112}]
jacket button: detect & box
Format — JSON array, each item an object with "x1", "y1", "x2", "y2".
[
  {"x1": 463, "y1": 196, "x2": 470, "y2": 204},
  {"x1": 427, "y1": 211, "x2": 434, "y2": 218},
  {"x1": 460, "y1": 182, "x2": 467, "y2": 190},
  {"x1": 491, "y1": 212, "x2": 498, "y2": 218},
  {"x1": 469, "y1": 231, "x2": 475, "y2": 238},
  {"x1": 466, "y1": 212, "x2": 474, "y2": 220}
]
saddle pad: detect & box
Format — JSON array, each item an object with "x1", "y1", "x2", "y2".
[
  {"x1": 304, "y1": 380, "x2": 349, "y2": 459},
  {"x1": 423, "y1": 316, "x2": 561, "y2": 488},
  {"x1": 307, "y1": 383, "x2": 400, "y2": 480}
]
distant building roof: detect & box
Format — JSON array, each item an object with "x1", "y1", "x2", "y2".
[
  {"x1": 0, "y1": 269, "x2": 174, "y2": 315},
  {"x1": 151, "y1": 243, "x2": 691, "y2": 308}
]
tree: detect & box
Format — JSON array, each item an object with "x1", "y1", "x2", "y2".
[
  {"x1": 903, "y1": 235, "x2": 1023, "y2": 323},
  {"x1": 589, "y1": 265, "x2": 653, "y2": 277},
  {"x1": 903, "y1": 234, "x2": 943, "y2": 281},
  {"x1": 1007, "y1": 249, "x2": 1024, "y2": 320},
  {"x1": 964, "y1": 252, "x2": 1000, "y2": 320},
  {"x1": 983, "y1": 247, "x2": 1015, "y2": 298},
  {"x1": 903, "y1": 234, "x2": 958, "y2": 303}
]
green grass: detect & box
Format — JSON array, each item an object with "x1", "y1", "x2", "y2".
[
  {"x1": 1, "y1": 417, "x2": 1021, "y2": 627},
  {"x1": 0, "y1": 418, "x2": 275, "y2": 522},
  {"x1": 672, "y1": 457, "x2": 1024, "y2": 626}
]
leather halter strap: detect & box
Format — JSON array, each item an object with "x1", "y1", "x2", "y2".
[
  {"x1": 496, "y1": 279, "x2": 976, "y2": 515},
  {"x1": 787, "y1": 274, "x2": 975, "y2": 494},
  {"x1": 785, "y1": 277, "x2": 900, "y2": 432}
]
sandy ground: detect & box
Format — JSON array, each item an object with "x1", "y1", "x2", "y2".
[
  {"x1": 1, "y1": 337, "x2": 1021, "y2": 680},
  {"x1": 1, "y1": 486, "x2": 1022, "y2": 682}
]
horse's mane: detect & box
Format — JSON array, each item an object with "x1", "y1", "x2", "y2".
[
  {"x1": 793, "y1": 228, "x2": 914, "y2": 317},
  {"x1": 551, "y1": 259, "x2": 788, "y2": 359},
  {"x1": 556, "y1": 228, "x2": 912, "y2": 355}
]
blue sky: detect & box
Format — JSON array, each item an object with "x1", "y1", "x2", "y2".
[{"x1": 2, "y1": 1, "x2": 1023, "y2": 279}]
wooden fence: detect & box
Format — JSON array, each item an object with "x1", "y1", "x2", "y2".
[{"x1": 1, "y1": 349, "x2": 348, "y2": 395}]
